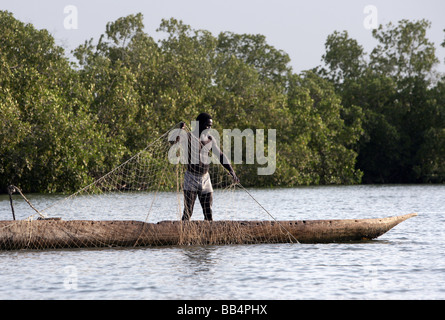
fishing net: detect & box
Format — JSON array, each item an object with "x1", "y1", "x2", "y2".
[
  {"x1": 1, "y1": 121, "x2": 295, "y2": 250},
  {"x1": 39, "y1": 121, "x2": 242, "y2": 222}
]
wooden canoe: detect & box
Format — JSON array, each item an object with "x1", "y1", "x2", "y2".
[{"x1": 0, "y1": 213, "x2": 417, "y2": 250}]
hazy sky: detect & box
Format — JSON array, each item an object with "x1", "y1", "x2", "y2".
[{"x1": 1, "y1": 0, "x2": 445, "y2": 73}]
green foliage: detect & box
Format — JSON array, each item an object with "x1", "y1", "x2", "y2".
[
  {"x1": 370, "y1": 19, "x2": 439, "y2": 81},
  {"x1": 318, "y1": 30, "x2": 366, "y2": 84},
  {"x1": 318, "y1": 19, "x2": 445, "y2": 183},
  {"x1": 0, "y1": 11, "x2": 123, "y2": 192},
  {"x1": 1, "y1": 11, "x2": 443, "y2": 193}
]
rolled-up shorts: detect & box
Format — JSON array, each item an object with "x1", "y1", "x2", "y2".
[{"x1": 184, "y1": 171, "x2": 213, "y2": 194}]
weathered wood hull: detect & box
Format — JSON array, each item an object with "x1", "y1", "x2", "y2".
[{"x1": 0, "y1": 213, "x2": 417, "y2": 250}]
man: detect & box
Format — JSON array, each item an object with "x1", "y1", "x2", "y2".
[{"x1": 180, "y1": 113, "x2": 239, "y2": 221}]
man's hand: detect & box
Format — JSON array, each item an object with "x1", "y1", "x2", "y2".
[
  {"x1": 230, "y1": 171, "x2": 240, "y2": 184},
  {"x1": 173, "y1": 122, "x2": 186, "y2": 143}
]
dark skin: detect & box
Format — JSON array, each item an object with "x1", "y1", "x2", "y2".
[
  {"x1": 180, "y1": 118, "x2": 239, "y2": 221},
  {"x1": 179, "y1": 119, "x2": 239, "y2": 182}
]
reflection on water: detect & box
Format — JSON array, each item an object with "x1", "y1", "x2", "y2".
[{"x1": 0, "y1": 185, "x2": 444, "y2": 299}]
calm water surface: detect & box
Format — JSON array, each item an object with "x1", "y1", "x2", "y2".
[{"x1": 0, "y1": 185, "x2": 444, "y2": 300}]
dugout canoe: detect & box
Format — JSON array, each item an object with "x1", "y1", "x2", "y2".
[{"x1": 0, "y1": 213, "x2": 417, "y2": 250}]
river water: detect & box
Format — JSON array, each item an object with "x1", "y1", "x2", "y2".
[{"x1": 0, "y1": 185, "x2": 444, "y2": 300}]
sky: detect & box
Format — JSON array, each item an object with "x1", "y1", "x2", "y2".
[{"x1": 1, "y1": 0, "x2": 445, "y2": 73}]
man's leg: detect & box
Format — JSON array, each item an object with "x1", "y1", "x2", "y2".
[
  {"x1": 182, "y1": 190, "x2": 197, "y2": 221},
  {"x1": 198, "y1": 192, "x2": 213, "y2": 221}
]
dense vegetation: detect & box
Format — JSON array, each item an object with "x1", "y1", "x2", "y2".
[{"x1": 1, "y1": 11, "x2": 444, "y2": 193}]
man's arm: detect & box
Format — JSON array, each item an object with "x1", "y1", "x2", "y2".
[{"x1": 210, "y1": 137, "x2": 240, "y2": 183}]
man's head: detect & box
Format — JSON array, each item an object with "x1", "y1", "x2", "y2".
[{"x1": 196, "y1": 112, "x2": 213, "y2": 134}]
